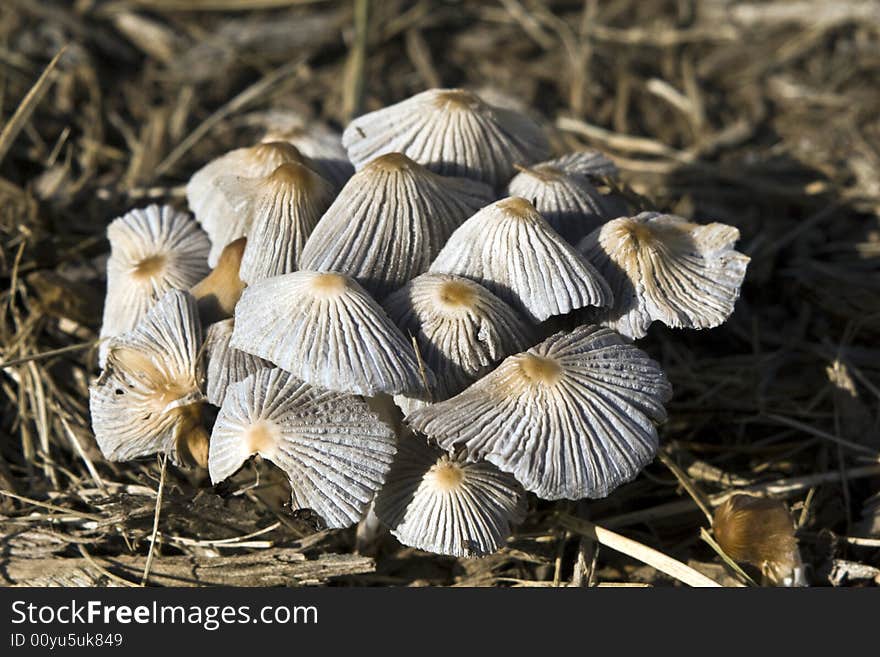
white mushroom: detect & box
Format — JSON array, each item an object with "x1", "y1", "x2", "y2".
[
  {"x1": 90, "y1": 289, "x2": 208, "y2": 467},
  {"x1": 186, "y1": 141, "x2": 308, "y2": 265},
  {"x1": 383, "y1": 273, "x2": 531, "y2": 409},
  {"x1": 231, "y1": 270, "x2": 433, "y2": 396},
  {"x1": 430, "y1": 197, "x2": 612, "y2": 323},
  {"x1": 374, "y1": 433, "x2": 525, "y2": 557},
  {"x1": 208, "y1": 367, "x2": 397, "y2": 528},
  {"x1": 204, "y1": 318, "x2": 272, "y2": 406},
  {"x1": 507, "y1": 151, "x2": 621, "y2": 243},
  {"x1": 407, "y1": 324, "x2": 672, "y2": 500},
  {"x1": 578, "y1": 211, "x2": 750, "y2": 339},
  {"x1": 342, "y1": 88, "x2": 549, "y2": 187},
  {"x1": 100, "y1": 204, "x2": 210, "y2": 365},
  {"x1": 228, "y1": 162, "x2": 335, "y2": 284},
  {"x1": 300, "y1": 152, "x2": 494, "y2": 299}
]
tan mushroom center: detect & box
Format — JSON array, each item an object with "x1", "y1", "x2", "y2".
[
  {"x1": 309, "y1": 272, "x2": 348, "y2": 297},
  {"x1": 132, "y1": 254, "x2": 167, "y2": 280},
  {"x1": 244, "y1": 420, "x2": 280, "y2": 456},
  {"x1": 251, "y1": 141, "x2": 304, "y2": 167},
  {"x1": 436, "y1": 280, "x2": 476, "y2": 311},
  {"x1": 497, "y1": 196, "x2": 538, "y2": 219},
  {"x1": 517, "y1": 353, "x2": 562, "y2": 386},
  {"x1": 433, "y1": 89, "x2": 483, "y2": 111},
  {"x1": 621, "y1": 221, "x2": 659, "y2": 248},
  {"x1": 429, "y1": 458, "x2": 465, "y2": 492},
  {"x1": 524, "y1": 165, "x2": 564, "y2": 183},
  {"x1": 369, "y1": 152, "x2": 416, "y2": 173},
  {"x1": 268, "y1": 162, "x2": 314, "y2": 188}
]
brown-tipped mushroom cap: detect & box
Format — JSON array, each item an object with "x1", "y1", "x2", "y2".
[
  {"x1": 300, "y1": 153, "x2": 494, "y2": 299},
  {"x1": 208, "y1": 367, "x2": 397, "y2": 528},
  {"x1": 430, "y1": 197, "x2": 612, "y2": 323},
  {"x1": 186, "y1": 141, "x2": 308, "y2": 265},
  {"x1": 713, "y1": 494, "x2": 804, "y2": 586},
  {"x1": 90, "y1": 290, "x2": 207, "y2": 467},
  {"x1": 342, "y1": 88, "x2": 550, "y2": 187},
  {"x1": 100, "y1": 204, "x2": 210, "y2": 365},
  {"x1": 407, "y1": 325, "x2": 672, "y2": 500},
  {"x1": 204, "y1": 318, "x2": 272, "y2": 406},
  {"x1": 374, "y1": 433, "x2": 526, "y2": 557},
  {"x1": 230, "y1": 271, "x2": 434, "y2": 396},
  {"x1": 257, "y1": 109, "x2": 353, "y2": 188},
  {"x1": 383, "y1": 273, "x2": 531, "y2": 403},
  {"x1": 507, "y1": 151, "x2": 622, "y2": 244},
  {"x1": 230, "y1": 162, "x2": 335, "y2": 284},
  {"x1": 190, "y1": 237, "x2": 247, "y2": 326},
  {"x1": 578, "y1": 212, "x2": 750, "y2": 339}
]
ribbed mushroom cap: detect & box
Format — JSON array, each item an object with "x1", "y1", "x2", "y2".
[
  {"x1": 190, "y1": 237, "x2": 247, "y2": 326},
  {"x1": 186, "y1": 141, "x2": 308, "y2": 266},
  {"x1": 507, "y1": 151, "x2": 621, "y2": 244},
  {"x1": 258, "y1": 110, "x2": 353, "y2": 188},
  {"x1": 407, "y1": 324, "x2": 672, "y2": 500},
  {"x1": 383, "y1": 273, "x2": 531, "y2": 403},
  {"x1": 229, "y1": 162, "x2": 335, "y2": 284},
  {"x1": 204, "y1": 318, "x2": 272, "y2": 406},
  {"x1": 230, "y1": 270, "x2": 433, "y2": 396},
  {"x1": 374, "y1": 433, "x2": 525, "y2": 557},
  {"x1": 209, "y1": 367, "x2": 397, "y2": 529},
  {"x1": 90, "y1": 290, "x2": 208, "y2": 467},
  {"x1": 430, "y1": 197, "x2": 612, "y2": 323},
  {"x1": 578, "y1": 212, "x2": 750, "y2": 340},
  {"x1": 342, "y1": 88, "x2": 550, "y2": 187},
  {"x1": 100, "y1": 204, "x2": 210, "y2": 364},
  {"x1": 300, "y1": 153, "x2": 494, "y2": 299}
]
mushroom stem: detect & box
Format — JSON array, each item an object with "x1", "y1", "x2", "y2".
[{"x1": 191, "y1": 237, "x2": 247, "y2": 325}]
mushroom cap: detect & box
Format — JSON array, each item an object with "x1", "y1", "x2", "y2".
[
  {"x1": 430, "y1": 196, "x2": 613, "y2": 323},
  {"x1": 407, "y1": 324, "x2": 672, "y2": 500},
  {"x1": 90, "y1": 289, "x2": 206, "y2": 466},
  {"x1": 383, "y1": 273, "x2": 532, "y2": 402},
  {"x1": 186, "y1": 141, "x2": 308, "y2": 265},
  {"x1": 257, "y1": 109, "x2": 354, "y2": 188},
  {"x1": 100, "y1": 204, "x2": 210, "y2": 364},
  {"x1": 209, "y1": 367, "x2": 397, "y2": 528},
  {"x1": 578, "y1": 212, "x2": 750, "y2": 339},
  {"x1": 234, "y1": 162, "x2": 335, "y2": 284},
  {"x1": 204, "y1": 318, "x2": 272, "y2": 406},
  {"x1": 190, "y1": 237, "x2": 247, "y2": 326},
  {"x1": 507, "y1": 151, "x2": 621, "y2": 244},
  {"x1": 374, "y1": 433, "x2": 525, "y2": 557},
  {"x1": 299, "y1": 153, "x2": 494, "y2": 299},
  {"x1": 230, "y1": 270, "x2": 433, "y2": 396},
  {"x1": 342, "y1": 88, "x2": 550, "y2": 186}
]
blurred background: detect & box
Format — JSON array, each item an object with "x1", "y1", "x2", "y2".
[{"x1": 0, "y1": 0, "x2": 878, "y2": 586}]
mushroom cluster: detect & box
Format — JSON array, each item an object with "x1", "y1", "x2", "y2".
[{"x1": 90, "y1": 88, "x2": 749, "y2": 556}]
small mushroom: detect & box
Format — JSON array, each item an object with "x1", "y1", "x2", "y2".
[
  {"x1": 407, "y1": 324, "x2": 672, "y2": 500},
  {"x1": 190, "y1": 237, "x2": 247, "y2": 326},
  {"x1": 713, "y1": 494, "x2": 805, "y2": 586},
  {"x1": 382, "y1": 272, "x2": 532, "y2": 410},
  {"x1": 186, "y1": 141, "x2": 308, "y2": 265},
  {"x1": 578, "y1": 211, "x2": 750, "y2": 339},
  {"x1": 90, "y1": 289, "x2": 208, "y2": 467},
  {"x1": 257, "y1": 109, "x2": 354, "y2": 188},
  {"x1": 342, "y1": 88, "x2": 550, "y2": 187},
  {"x1": 374, "y1": 432, "x2": 525, "y2": 557},
  {"x1": 204, "y1": 318, "x2": 272, "y2": 406},
  {"x1": 507, "y1": 151, "x2": 622, "y2": 244},
  {"x1": 208, "y1": 367, "x2": 397, "y2": 528},
  {"x1": 100, "y1": 204, "x2": 210, "y2": 364},
  {"x1": 225, "y1": 162, "x2": 335, "y2": 284},
  {"x1": 430, "y1": 197, "x2": 612, "y2": 323},
  {"x1": 231, "y1": 270, "x2": 433, "y2": 396},
  {"x1": 300, "y1": 153, "x2": 494, "y2": 299}
]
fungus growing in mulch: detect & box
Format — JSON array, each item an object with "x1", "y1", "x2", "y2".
[
  {"x1": 300, "y1": 152, "x2": 493, "y2": 298},
  {"x1": 88, "y1": 87, "x2": 750, "y2": 563},
  {"x1": 342, "y1": 88, "x2": 550, "y2": 186}
]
